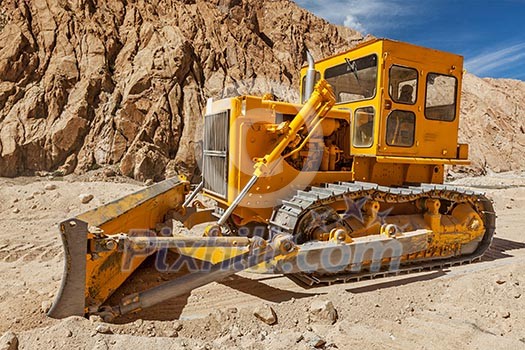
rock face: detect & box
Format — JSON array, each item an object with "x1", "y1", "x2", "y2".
[
  {"x1": 0, "y1": 0, "x2": 361, "y2": 180},
  {"x1": 460, "y1": 74, "x2": 525, "y2": 174},
  {"x1": 0, "y1": 0, "x2": 523, "y2": 180}
]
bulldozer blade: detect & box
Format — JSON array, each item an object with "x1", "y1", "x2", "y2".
[
  {"x1": 48, "y1": 176, "x2": 189, "y2": 319},
  {"x1": 47, "y1": 218, "x2": 89, "y2": 318}
]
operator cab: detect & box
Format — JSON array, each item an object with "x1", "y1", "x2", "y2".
[{"x1": 300, "y1": 39, "x2": 467, "y2": 161}]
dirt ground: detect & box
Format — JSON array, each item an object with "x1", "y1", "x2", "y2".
[{"x1": 0, "y1": 172, "x2": 524, "y2": 349}]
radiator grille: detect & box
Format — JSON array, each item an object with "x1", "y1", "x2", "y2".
[{"x1": 203, "y1": 110, "x2": 230, "y2": 199}]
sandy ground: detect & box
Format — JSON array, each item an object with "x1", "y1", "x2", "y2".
[{"x1": 0, "y1": 173, "x2": 524, "y2": 349}]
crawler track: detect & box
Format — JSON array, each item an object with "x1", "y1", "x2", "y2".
[{"x1": 269, "y1": 182, "x2": 496, "y2": 286}]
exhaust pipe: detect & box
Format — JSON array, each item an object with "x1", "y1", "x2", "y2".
[{"x1": 304, "y1": 50, "x2": 316, "y2": 101}]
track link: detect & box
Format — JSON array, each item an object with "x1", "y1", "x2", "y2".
[{"x1": 269, "y1": 182, "x2": 496, "y2": 286}]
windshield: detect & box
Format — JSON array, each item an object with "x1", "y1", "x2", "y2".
[{"x1": 325, "y1": 54, "x2": 378, "y2": 103}]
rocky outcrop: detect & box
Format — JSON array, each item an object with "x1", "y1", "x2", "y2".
[
  {"x1": 460, "y1": 74, "x2": 525, "y2": 174},
  {"x1": 0, "y1": 0, "x2": 361, "y2": 180},
  {"x1": 0, "y1": 0, "x2": 523, "y2": 179}
]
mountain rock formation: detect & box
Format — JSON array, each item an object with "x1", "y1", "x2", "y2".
[
  {"x1": 0, "y1": 0, "x2": 362, "y2": 180},
  {"x1": 460, "y1": 74, "x2": 525, "y2": 174},
  {"x1": 0, "y1": 0, "x2": 523, "y2": 180}
]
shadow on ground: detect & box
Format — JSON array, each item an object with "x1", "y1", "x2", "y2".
[
  {"x1": 482, "y1": 237, "x2": 525, "y2": 261},
  {"x1": 343, "y1": 237, "x2": 525, "y2": 294},
  {"x1": 219, "y1": 274, "x2": 315, "y2": 302}
]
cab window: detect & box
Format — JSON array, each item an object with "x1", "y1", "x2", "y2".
[
  {"x1": 389, "y1": 65, "x2": 418, "y2": 104},
  {"x1": 425, "y1": 73, "x2": 457, "y2": 121},
  {"x1": 353, "y1": 106, "x2": 375, "y2": 148},
  {"x1": 325, "y1": 55, "x2": 378, "y2": 103},
  {"x1": 386, "y1": 110, "x2": 416, "y2": 147}
]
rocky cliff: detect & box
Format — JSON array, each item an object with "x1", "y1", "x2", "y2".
[
  {"x1": 460, "y1": 74, "x2": 525, "y2": 174},
  {"x1": 0, "y1": 0, "x2": 523, "y2": 180},
  {"x1": 0, "y1": 0, "x2": 362, "y2": 180}
]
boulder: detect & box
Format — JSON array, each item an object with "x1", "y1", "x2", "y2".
[
  {"x1": 309, "y1": 300, "x2": 338, "y2": 325},
  {"x1": 0, "y1": 331, "x2": 18, "y2": 350},
  {"x1": 79, "y1": 193, "x2": 94, "y2": 204},
  {"x1": 253, "y1": 303, "x2": 277, "y2": 325}
]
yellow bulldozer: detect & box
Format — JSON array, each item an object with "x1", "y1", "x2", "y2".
[{"x1": 48, "y1": 39, "x2": 495, "y2": 320}]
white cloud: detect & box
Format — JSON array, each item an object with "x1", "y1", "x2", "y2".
[
  {"x1": 343, "y1": 14, "x2": 365, "y2": 33},
  {"x1": 465, "y1": 43, "x2": 525, "y2": 77},
  {"x1": 295, "y1": 0, "x2": 416, "y2": 34}
]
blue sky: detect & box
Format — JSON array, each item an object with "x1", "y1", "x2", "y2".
[{"x1": 295, "y1": 0, "x2": 525, "y2": 80}]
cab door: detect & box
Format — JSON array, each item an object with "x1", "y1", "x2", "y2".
[{"x1": 378, "y1": 55, "x2": 421, "y2": 156}]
